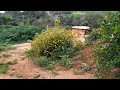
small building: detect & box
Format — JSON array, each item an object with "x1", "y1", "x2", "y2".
[
  {"x1": 71, "y1": 26, "x2": 91, "y2": 35},
  {"x1": 71, "y1": 26, "x2": 91, "y2": 43}
]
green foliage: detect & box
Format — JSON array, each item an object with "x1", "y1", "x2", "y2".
[
  {"x1": 0, "y1": 42, "x2": 12, "y2": 53},
  {"x1": 86, "y1": 29, "x2": 102, "y2": 45},
  {"x1": 0, "y1": 63, "x2": 9, "y2": 74},
  {"x1": 0, "y1": 25, "x2": 43, "y2": 44},
  {"x1": 58, "y1": 11, "x2": 103, "y2": 28},
  {"x1": 33, "y1": 56, "x2": 55, "y2": 70},
  {"x1": 84, "y1": 13, "x2": 102, "y2": 29},
  {"x1": 60, "y1": 55, "x2": 73, "y2": 68},
  {"x1": 0, "y1": 15, "x2": 15, "y2": 25},
  {"x1": 0, "y1": 11, "x2": 104, "y2": 29},
  {"x1": 0, "y1": 44, "x2": 8, "y2": 52},
  {"x1": 46, "y1": 63, "x2": 55, "y2": 70},
  {"x1": 37, "y1": 18, "x2": 51, "y2": 27},
  {"x1": 25, "y1": 49, "x2": 35, "y2": 59},
  {"x1": 34, "y1": 56, "x2": 51, "y2": 67},
  {"x1": 0, "y1": 60, "x2": 17, "y2": 74},
  {"x1": 92, "y1": 11, "x2": 120, "y2": 79},
  {"x1": 0, "y1": 25, "x2": 12, "y2": 29},
  {"x1": 70, "y1": 11, "x2": 85, "y2": 18}
]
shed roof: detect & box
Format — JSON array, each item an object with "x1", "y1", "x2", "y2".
[{"x1": 72, "y1": 26, "x2": 90, "y2": 30}]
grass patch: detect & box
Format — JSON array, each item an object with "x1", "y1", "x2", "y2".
[
  {"x1": 25, "y1": 49, "x2": 35, "y2": 60},
  {"x1": 32, "y1": 56, "x2": 56, "y2": 70},
  {"x1": 0, "y1": 60, "x2": 17, "y2": 74},
  {"x1": 0, "y1": 63, "x2": 9, "y2": 74},
  {"x1": 60, "y1": 55, "x2": 73, "y2": 69},
  {"x1": 46, "y1": 63, "x2": 55, "y2": 70},
  {"x1": 6, "y1": 60, "x2": 17, "y2": 65},
  {"x1": 0, "y1": 42, "x2": 16, "y2": 53},
  {"x1": 0, "y1": 43, "x2": 11, "y2": 53}
]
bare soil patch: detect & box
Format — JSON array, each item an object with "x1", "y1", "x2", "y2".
[{"x1": 0, "y1": 43, "x2": 95, "y2": 79}]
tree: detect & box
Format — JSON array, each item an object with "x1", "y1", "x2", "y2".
[{"x1": 92, "y1": 11, "x2": 120, "y2": 79}]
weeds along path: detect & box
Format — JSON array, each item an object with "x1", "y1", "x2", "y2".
[{"x1": 0, "y1": 43, "x2": 95, "y2": 79}]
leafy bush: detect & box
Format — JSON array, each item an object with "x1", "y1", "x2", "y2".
[
  {"x1": 70, "y1": 11, "x2": 86, "y2": 18},
  {"x1": 34, "y1": 56, "x2": 50, "y2": 67},
  {"x1": 32, "y1": 56, "x2": 55, "y2": 70},
  {"x1": 60, "y1": 55, "x2": 73, "y2": 68},
  {"x1": 92, "y1": 11, "x2": 120, "y2": 79},
  {"x1": 83, "y1": 13, "x2": 103, "y2": 29},
  {"x1": 29, "y1": 25, "x2": 82, "y2": 69},
  {"x1": 86, "y1": 29, "x2": 102, "y2": 45},
  {"x1": 0, "y1": 25, "x2": 43, "y2": 44}
]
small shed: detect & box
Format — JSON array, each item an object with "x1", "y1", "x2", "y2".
[
  {"x1": 71, "y1": 26, "x2": 91, "y2": 43},
  {"x1": 71, "y1": 26, "x2": 91, "y2": 35}
]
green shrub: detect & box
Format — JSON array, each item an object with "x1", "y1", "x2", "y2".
[
  {"x1": 34, "y1": 56, "x2": 50, "y2": 67},
  {"x1": 93, "y1": 11, "x2": 120, "y2": 79},
  {"x1": 0, "y1": 25, "x2": 12, "y2": 29},
  {"x1": 33, "y1": 56, "x2": 55, "y2": 70},
  {"x1": 60, "y1": 55, "x2": 73, "y2": 68},
  {"x1": 86, "y1": 29, "x2": 102, "y2": 45},
  {"x1": 0, "y1": 25, "x2": 43, "y2": 44}
]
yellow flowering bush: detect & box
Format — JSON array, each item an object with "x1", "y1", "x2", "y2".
[
  {"x1": 29, "y1": 25, "x2": 83, "y2": 69},
  {"x1": 31, "y1": 26, "x2": 75, "y2": 58}
]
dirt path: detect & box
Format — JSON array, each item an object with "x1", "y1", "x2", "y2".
[{"x1": 0, "y1": 43, "x2": 95, "y2": 79}]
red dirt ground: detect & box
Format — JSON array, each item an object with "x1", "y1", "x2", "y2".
[{"x1": 0, "y1": 43, "x2": 95, "y2": 79}]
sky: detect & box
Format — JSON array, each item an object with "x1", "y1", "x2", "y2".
[
  {"x1": 0, "y1": 11, "x2": 24, "y2": 13},
  {"x1": 0, "y1": 11, "x2": 5, "y2": 13}
]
